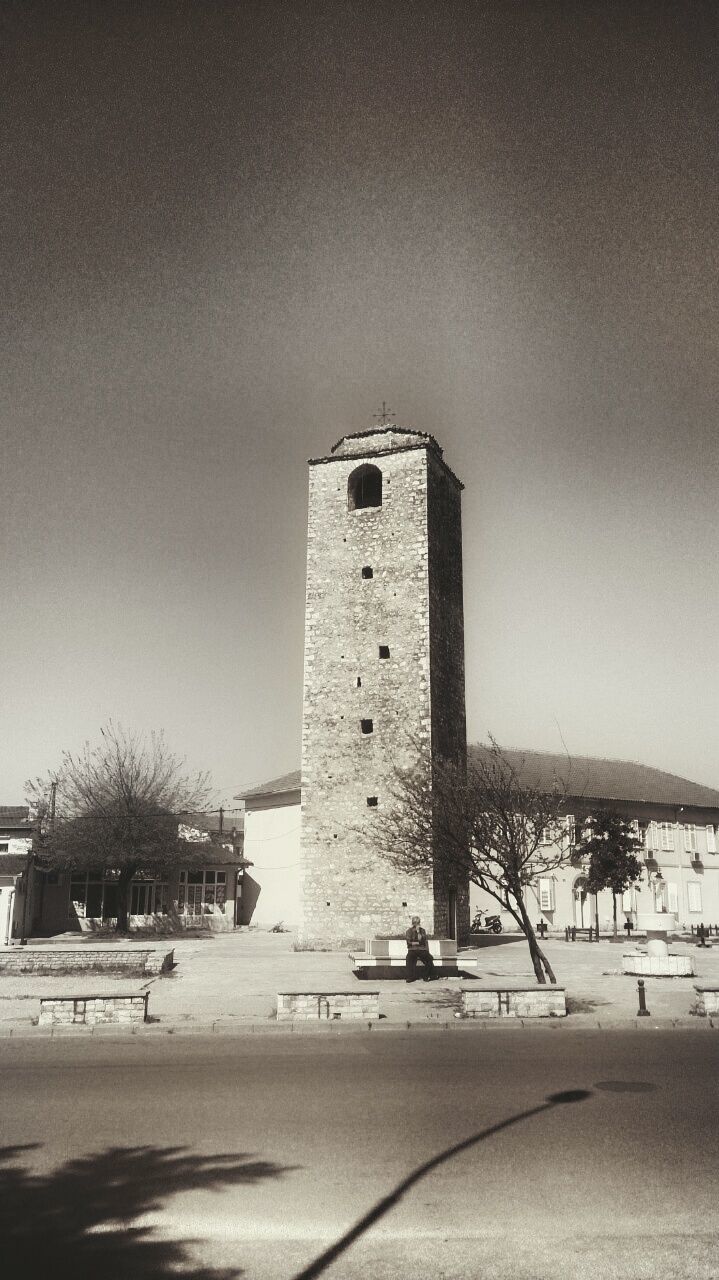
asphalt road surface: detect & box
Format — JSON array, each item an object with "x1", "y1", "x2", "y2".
[{"x1": 1, "y1": 1027, "x2": 717, "y2": 1279}]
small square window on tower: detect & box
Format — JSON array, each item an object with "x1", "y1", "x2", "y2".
[
  {"x1": 367, "y1": 796, "x2": 378, "y2": 807},
  {"x1": 378, "y1": 645, "x2": 390, "y2": 659},
  {"x1": 361, "y1": 719, "x2": 373, "y2": 734},
  {"x1": 361, "y1": 566, "x2": 373, "y2": 579}
]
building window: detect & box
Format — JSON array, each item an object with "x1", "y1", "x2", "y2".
[
  {"x1": 69, "y1": 871, "x2": 104, "y2": 919},
  {"x1": 130, "y1": 880, "x2": 169, "y2": 915},
  {"x1": 666, "y1": 882, "x2": 679, "y2": 914},
  {"x1": 0, "y1": 843, "x2": 8, "y2": 853},
  {"x1": 683, "y1": 825, "x2": 698, "y2": 854},
  {"x1": 687, "y1": 881, "x2": 702, "y2": 913},
  {"x1": 565, "y1": 815, "x2": 575, "y2": 845},
  {"x1": 705, "y1": 825, "x2": 717, "y2": 854},
  {"x1": 177, "y1": 869, "x2": 227, "y2": 915},
  {"x1": 538, "y1": 878, "x2": 555, "y2": 911},
  {"x1": 360, "y1": 719, "x2": 373, "y2": 735},
  {"x1": 348, "y1": 464, "x2": 382, "y2": 511},
  {"x1": 378, "y1": 645, "x2": 390, "y2": 659},
  {"x1": 659, "y1": 823, "x2": 674, "y2": 852},
  {"x1": 361, "y1": 566, "x2": 373, "y2": 579},
  {"x1": 541, "y1": 827, "x2": 553, "y2": 845}
]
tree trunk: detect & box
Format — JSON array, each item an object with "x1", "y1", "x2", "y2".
[
  {"x1": 612, "y1": 892, "x2": 618, "y2": 938},
  {"x1": 115, "y1": 865, "x2": 137, "y2": 933},
  {"x1": 514, "y1": 891, "x2": 557, "y2": 984}
]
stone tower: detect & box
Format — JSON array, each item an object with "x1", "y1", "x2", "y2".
[{"x1": 299, "y1": 425, "x2": 468, "y2": 947}]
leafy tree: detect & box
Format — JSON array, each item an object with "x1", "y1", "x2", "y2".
[
  {"x1": 27, "y1": 723, "x2": 214, "y2": 932},
  {"x1": 370, "y1": 738, "x2": 573, "y2": 984},
  {"x1": 573, "y1": 809, "x2": 643, "y2": 936}
]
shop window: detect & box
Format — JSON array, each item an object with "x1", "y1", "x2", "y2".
[{"x1": 177, "y1": 869, "x2": 227, "y2": 915}]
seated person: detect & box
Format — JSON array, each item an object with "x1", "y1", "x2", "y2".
[{"x1": 405, "y1": 915, "x2": 436, "y2": 982}]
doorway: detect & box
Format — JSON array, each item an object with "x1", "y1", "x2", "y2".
[{"x1": 573, "y1": 876, "x2": 588, "y2": 927}]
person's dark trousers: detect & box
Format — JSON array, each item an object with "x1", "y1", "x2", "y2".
[{"x1": 406, "y1": 947, "x2": 436, "y2": 981}]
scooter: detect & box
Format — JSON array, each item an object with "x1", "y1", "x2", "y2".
[{"x1": 471, "y1": 909, "x2": 503, "y2": 934}]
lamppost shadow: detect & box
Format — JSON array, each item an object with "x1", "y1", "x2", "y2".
[{"x1": 291, "y1": 1089, "x2": 593, "y2": 1280}]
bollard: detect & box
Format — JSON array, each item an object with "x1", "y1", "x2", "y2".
[
  {"x1": 565, "y1": 926, "x2": 570, "y2": 942},
  {"x1": 571, "y1": 926, "x2": 576, "y2": 942},
  {"x1": 637, "y1": 979, "x2": 650, "y2": 1017}
]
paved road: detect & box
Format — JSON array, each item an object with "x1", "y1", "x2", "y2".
[{"x1": 1, "y1": 1027, "x2": 717, "y2": 1278}]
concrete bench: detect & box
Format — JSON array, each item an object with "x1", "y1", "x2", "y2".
[
  {"x1": 277, "y1": 990, "x2": 380, "y2": 1021},
  {"x1": 351, "y1": 938, "x2": 478, "y2": 979},
  {"x1": 39, "y1": 991, "x2": 150, "y2": 1027},
  {"x1": 691, "y1": 985, "x2": 719, "y2": 1017},
  {"x1": 461, "y1": 981, "x2": 567, "y2": 1019}
]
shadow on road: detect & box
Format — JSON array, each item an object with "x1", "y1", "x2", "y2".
[
  {"x1": 0, "y1": 1141, "x2": 296, "y2": 1279},
  {"x1": 291, "y1": 1089, "x2": 593, "y2": 1280}
]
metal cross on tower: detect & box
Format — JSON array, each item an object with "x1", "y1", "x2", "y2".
[{"x1": 372, "y1": 401, "x2": 395, "y2": 426}]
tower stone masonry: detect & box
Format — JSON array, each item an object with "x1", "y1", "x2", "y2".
[{"x1": 299, "y1": 426, "x2": 468, "y2": 947}]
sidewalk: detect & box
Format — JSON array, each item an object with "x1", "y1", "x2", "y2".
[{"x1": 1, "y1": 929, "x2": 717, "y2": 1035}]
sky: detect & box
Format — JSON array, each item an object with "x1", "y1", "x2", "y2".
[{"x1": 1, "y1": 0, "x2": 717, "y2": 807}]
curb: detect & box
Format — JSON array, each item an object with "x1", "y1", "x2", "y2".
[{"x1": 0, "y1": 1014, "x2": 715, "y2": 1039}]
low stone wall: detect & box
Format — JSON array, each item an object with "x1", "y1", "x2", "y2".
[
  {"x1": 277, "y1": 991, "x2": 380, "y2": 1022},
  {"x1": 39, "y1": 993, "x2": 149, "y2": 1026},
  {"x1": 692, "y1": 985, "x2": 719, "y2": 1017},
  {"x1": 622, "y1": 952, "x2": 694, "y2": 977},
  {"x1": 0, "y1": 949, "x2": 173, "y2": 977},
  {"x1": 461, "y1": 986, "x2": 567, "y2": 1019}
]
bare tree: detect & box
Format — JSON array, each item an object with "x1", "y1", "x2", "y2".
[
  {"x1": 27, "y1": 723, "x2": 213, "y2": 932},
  {"x1": 372, "y1": 737, "x2": 573, "y2": 983}
]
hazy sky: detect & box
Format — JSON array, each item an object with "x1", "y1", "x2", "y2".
[{"x1": 2, "y1": 0, "x2": 717, "y2": 805}]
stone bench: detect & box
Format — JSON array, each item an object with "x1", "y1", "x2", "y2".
[
  {"x1": 351, "y1": 938, "x2": 478, "y2": 978},
  {"x1": 0, "y1": 948, "x2": 173, "y2": 977},
  {"x1": 691, "y1": 985, "x2": 719, "y2": 1017},
  {"x1": 461, "y1": 981, "x2": 567, "y2": 1019},
  {"x1": 39, "y1": 991, "x2": 150, "y2": 1027},
  {"x1": 277, "y1": 990, "x2": 380, "y2": 1022}
]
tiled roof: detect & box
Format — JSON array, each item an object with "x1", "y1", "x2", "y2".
[
  {"x1": 241, "y1": 751, "x2": 719, "y2": 811},
  {"x1": 236, "y1": 771, "x2": 301, "y2": 801},
  {"x1": 468, "y1": 746, "x2": 719, "y2": 810},
  {"x1": 0, "y1": 806, "x2": 31, "y2": 823}
]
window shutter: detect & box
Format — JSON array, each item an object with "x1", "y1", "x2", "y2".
[
  {"x1": 565, "y1": 814, "x2": 575, "y2": 845},
  {"x1": 666, "y1": 882, "x2": 679, "y2": 913},
  {"x1": 538, "y1": 878, "x2": 554, "y2": 911},
  {"x1": 706, "y1": 825, "x2": 717, "y2": 855},
  {"x1": 621, "y1": 888, "x2": 634, "y2": 911},
  {"x1": 683, "y1": 825, "x2": 697, "y2": 853},
  {"x1": 687, "y1": 882, "x2": 702, "y2": 913},
  {"x1": 660, "y1": 823, "x2": 674, "y2": 852}
]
